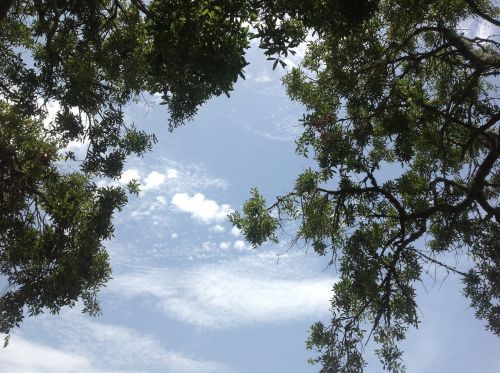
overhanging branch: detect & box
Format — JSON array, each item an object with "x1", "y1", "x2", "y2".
[{"x1": 463, "y1": 0, "x2": 500, "y2": 27}]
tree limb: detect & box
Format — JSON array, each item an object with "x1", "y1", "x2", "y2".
[{"x1": 463, "y1": 0, "x2": 500, "y2": 27}]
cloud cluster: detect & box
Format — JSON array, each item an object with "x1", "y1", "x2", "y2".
[
  {"x1": 118, "y1": 168, "x2": 178, "y2": 191},
  {"x1": 5, "y1": 313, "x2": 226, "y2": 373},
  {"x1": 171, "y1": 192, "x2": 232, "y2": 224},
  {"x1": 209, "y1": 224, "x2": 225, "y2": 233},
  {"x1": 142, "y1": 170, "x2": 167, "y2": 190},
  {"x1": 0, "y1": 338, "x2": 91, "y2": 373},
  {"x1": 110, "y1": 255, "x2": 334, "y2": 328}
]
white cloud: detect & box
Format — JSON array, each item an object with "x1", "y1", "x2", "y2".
[
  {"x1": 111, "y1": 160, "x2": 229, "y2": 228},
  {"x1": 166, "y1": 168, "x2": 178, "y2": 179},
  {"x1": 143, "y1": 171, "x2": 166, "y2": 190},
  {"x1": 254, "y1": 70, "x2": 272, "y2": 83},
  {"x1": 201, "y1": 241, "x2": 217, "y2": 252},
  {"x1": 209, "y1": 224, "x2": 225, "y2": 233},
  {"x1": 64, "y1": 140, "x2": 89, "y2": 157},
  {"x1": 0, "y1": 338, "x2": 91, "y2": 373},
  {"x1": 148, "y1": 159, "x2": 227, "y2": 193},
  {"x1": 171, "y1": 193, "x2": 232, "y2": 224},
  {"x1": 230, "y1": 227, "x2": 241, "y2": 237},
  {"x1": 171, "y1": 232, "x2": 179, "y2": 239},
  {"x1": 119, "y1": 168, "x2": 141, "y2": 185},
  {"x1": 9, "y1": 313, "x2": 227, "y2": 373},
  {"x1": 156, "y1": 195, "x2": 167, "y2": 205},
  {"x1": 238, "y1": 93, "x2": 303, "y2": 142},
  {"x1": 110, "y1": 256, "x2": 334, "y2": 328},
  {"x1": 219, "y1": 241, "x2": 231, "y2": 250},
  {"x1": 120, "y1": 159, "x2": 227, "y2": 200},
  {"x1": 293, "y1": 40, "x2": 308, "y2": 59},
  {"x1": 41, "y1": 99, "x2": 61, "y2": 130},
  {"x1": 233, "y1": 240, "x2": 248, "y2": 251}
]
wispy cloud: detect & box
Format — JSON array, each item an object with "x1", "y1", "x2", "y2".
[
  {"x1": 0, "y1": 337, "x2": 91, "y2": 373},
  {"x1": 209, "y1": 224, "x2": 226, "y2": 233},
  {"x1": 7, "y1": 312, "x2": 227, "y2": 373},
  {"x1": 113, "y1": 158, "x2": 227, "y2": 195},
  {"x1": 109, "y1": 254, "x2": 334, "y2": 328},
  {"x1": 252, "y1": 70, "x2": 272, "y2": 83},
  {"x1": 149, "y1": 159, "x2": 227, "y2": 193}
]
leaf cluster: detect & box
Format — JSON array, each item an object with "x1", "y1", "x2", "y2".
[
  {"x1": 0, "y1": 102, "x2": 123, "y2": 338},
  {"x1": 234, "y1": 0, "x2": 500, "y2": 371}
]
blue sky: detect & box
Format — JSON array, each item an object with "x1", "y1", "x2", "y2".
[{"x1": 1, "y1": 24, "x2": 500, "y2": 373}]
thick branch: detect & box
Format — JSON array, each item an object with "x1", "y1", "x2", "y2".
[
  {"x1": 463, "y1": 0, "x2": 500, "y2": 27},
  {"x1": 437, "y1": 25, "x2": 500, "y2": 67}
]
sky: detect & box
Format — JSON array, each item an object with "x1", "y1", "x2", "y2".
[{"x1": 1, "y1": 22, "x2": 500, "y2": 373}]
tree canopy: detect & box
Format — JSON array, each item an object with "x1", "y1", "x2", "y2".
[
  {"x1": 0, "y1": 0, "x2": 324, "y2": 340},
  {"x1": 1, "y1": 0, "x2": 499, "y2": 371},
  {"x1": 230, "y1": 0, "x2": 500, "y2": 371}
]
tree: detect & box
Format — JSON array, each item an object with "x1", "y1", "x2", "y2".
[
  {"x1": 0, "y1": 101, "x2": 121, "y2": 342},
  {"x1": 0, "y1": 0, "x2": 257, "y2": 338},
  {"x1": 1, "y1": 0, "x2": 499, "y2": 371},
  {"x1": 0, "y1": 0, "x2": 324, "y2": 340},
  {"x1": 230, "y1": 0, "x2": 500, "y2": 371}
]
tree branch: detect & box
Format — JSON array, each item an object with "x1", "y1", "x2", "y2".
[
  {"x1": 463, "y1": 0, "x2": 500, "y2": 27},
  {"x1": 130, "y1": 0, "x2": 150, "y2": 17},
  {"x1": 411, "y1": 248, "x2": 469, "y2": 276},
  {"x1": 437, "y1": 24, "x2": 500, "y2": 67}
]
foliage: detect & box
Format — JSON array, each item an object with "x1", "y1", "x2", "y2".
[
  {"x1": 0, "y1": 102, "x2": 120, "y2": 337},
  {"x1": 231, "y1": 0, "x2": 500, "y2": 371},
  {"x1": 0, "y1": 0, "x2": 332, "y2": 339},
  {"x1": 0, "y1": 0, "x2": 258, "y2": 337},
  {"x1": 147, "y1": 0, "x2": 253, "y2": 124},
  {"x1": 230, "y1": 188, "x2": 279, "y2": 247},
  {"x1": 1, "y1": 0, "x2": 499, "y2": 370}
]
